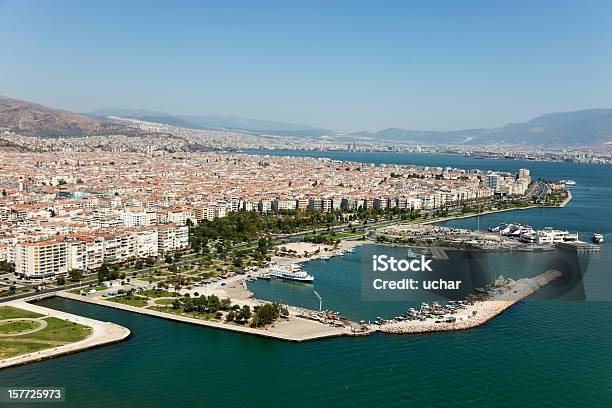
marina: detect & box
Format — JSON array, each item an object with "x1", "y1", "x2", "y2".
[{"x1": 0, "y1": 153, "x2": 610, "y2": 407}]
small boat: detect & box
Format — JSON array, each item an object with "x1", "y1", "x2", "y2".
[
  {"x1": 406, "y1": 249, "x2": 419, "y2": 259},
  {"x1": 593, "y1": 232, "x2": 604, "y2": 244}
]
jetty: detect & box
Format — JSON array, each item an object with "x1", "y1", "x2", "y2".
[
  {"x1": 57, "y1": 292, "x2": 360, "y2": 342},
  {"x1": 377, "y1": 270, "x2": 561, "y2": 335}
]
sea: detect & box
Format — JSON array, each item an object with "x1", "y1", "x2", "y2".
[{"x1": 1, "y1": 151, "x2": 610, "y2": 407}]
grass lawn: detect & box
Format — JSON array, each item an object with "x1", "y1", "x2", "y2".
[
  {"x1": 0, "y1": 306, "x2": 42, "y2": 320},
  {"x1": 0, "y1": 288, "x2": 33, "y2": 298},
  {"x1": 28, "y1": 317, "x2": 92, "y2": 343},
  {"x1": 0, "y1": 320, "x2": 41, "y2": 334},
  {"x1": 0, "y1": 311, "x2": 93, "y2": 359},
  {"x1": 153, "y1": 298, "x2": 176, "y2": 305},
  {"x1": 140, "y1": 289, "x2": 179, "y2": 298},
  {"x1": 148, "y1": 306, "x2": 219, "y2": 321},
  {"x1": 107, "y1": 295, "x2": 148, "y2": 307}
]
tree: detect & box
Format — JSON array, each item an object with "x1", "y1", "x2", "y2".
[
  {"x1": 68, "y1": 269, "x2": 83, "y2": 281},
  {"x1": 250, "y1": 303, "x2": 282, "y2": 327},
  {"x1": 0, "y1": 261, "x2": 15, "y2": 273},
  {"x1": 226, "y1": 311, "x2": 235, "y2": 322},
  {"x1": 237, "y1": 305, "x2": 252, "y2": 322},
  {"x1": 97, "y1": 263, "x2": 110, "y2": 282},
  {"x1": 56, "y1": 276, "x2": 66, "y2": 285}
]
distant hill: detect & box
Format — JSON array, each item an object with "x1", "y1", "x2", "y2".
[
  {"x1": 0, "y1": 95, "x2": 103, "y2": 137},
  {"x1": 353, "y1": 109, "x2": 612, "y2": 147},
  {"x1": 3, "y1": 95, "x2": 611, "y2": 146},
  {"x1": 0, "y1": 95, "x2": 142, "y2": 138},
  {"x1": 91, "y1": 108, "x2": 329, "y2": 137}
]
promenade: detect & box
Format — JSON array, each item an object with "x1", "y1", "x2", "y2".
[{"x1": 58, "y1": 292, "x2": 350, "y2": 342}]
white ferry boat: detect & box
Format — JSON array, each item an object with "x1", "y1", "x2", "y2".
[{"x1": 269, "y1": 266, "x2": 315, "y2": 283}]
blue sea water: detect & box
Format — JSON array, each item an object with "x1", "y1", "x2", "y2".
[{"x1": 1, "y1": 151, "x2": 611, "y2": 407}]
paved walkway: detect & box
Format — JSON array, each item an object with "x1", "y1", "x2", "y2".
[{"x1": 59, "y1": 291, "x2": 349, "y2": 342}]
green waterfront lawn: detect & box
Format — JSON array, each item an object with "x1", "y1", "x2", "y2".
[
  {"x1": 140, "y1": 289, "x2": 179, "y2": 298},
  {"x1": 107, "y1": 295, "x2": 148, "y2": 307},
  {"x1": 153, "y1": 298, "x2": 176, "y2": 305},
  {"x1": 0, "y1": 308, "x2": 93, "y2": 359},
  {"x1": 0, "y1": 306, "x2": 42, "y2": 320},
  {"x1": 0, "y1": 320, "x2": 41, "y2": 334}
]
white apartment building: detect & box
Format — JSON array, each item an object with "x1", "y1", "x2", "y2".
[
  {"x1": 484, "y1": 173, "x2": 502, "y2": 193},
  {"x1": 122, "y1": 210, "x2": 146, "y2": 228},
  {"x1": 16, "y1": 241, "x2": 67, "y2": 278},
  {"x1": 0, "y1": 243, "x2": 7, "y2": 261},
  {"x1": 157, "y1": 225, "x2": 189, "y2": 254},
  {"x1": 166, "y1": 210, "x2": 196, "y2": 226},
  {"x1": 272, "y1": 199, "x2": 297, "y2": 211},
  {"x1": 133, "y1": 229, "x2": 159, "y2": 258}
]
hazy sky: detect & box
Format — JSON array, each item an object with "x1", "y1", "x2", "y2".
[{"x1": 1, "y1": 0, "x2": 611, "y2": 131}]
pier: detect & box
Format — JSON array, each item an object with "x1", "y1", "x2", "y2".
[
  {"x1": 377, "y1": 270, "x2": 561, "y2": 335},
  {"x1": 57, "y1": 292, "x2": 358, "y2": 342},
  {"x1": 557, "y1": 241, "x2": 600, "y2": 254}
]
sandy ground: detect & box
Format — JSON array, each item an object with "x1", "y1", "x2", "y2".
[
  {"x1": 378, "y1": 270, "x2": 561, "y2": 334},
  {"x1": 274, "y1": 239, "x2": 366, "y2": 265},
  {"x1": 0, "y1": 300, "x2": 130, "y2": 370}
]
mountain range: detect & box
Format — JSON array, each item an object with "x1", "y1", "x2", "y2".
[
  {"x1": 90, "y1": 108, "x2": 329, "y2": 138},
  {"x1": 0, "y1": 95, "x2": 141, "y2": 138},
  {"x1": 2, "y1": 94, "x2": 612, "y2": 147},
  {"x1": 352, "y1": 109, "x2": 612, "y2": 146}
]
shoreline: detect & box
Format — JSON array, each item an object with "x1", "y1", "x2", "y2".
[
  {"x1": 419, "y1": 205, "x2": 539, "y2": 225},
  {"x1": 0, "y1": 300, "x2": 130, "y2": 370},
  {"x1": 377, "y1": 270, "x2": 561, "y2": 335},
  {"x1": 57, "y1": 292, "x2": 353, "y2": 343}
]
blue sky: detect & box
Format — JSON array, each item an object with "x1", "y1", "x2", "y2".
[{"x1": 1, "y1": 0, "x2": 611, "y2": 131}]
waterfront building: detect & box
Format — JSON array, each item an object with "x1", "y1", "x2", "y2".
[
  {"x1": 272, "y1": 199, "x2": 297, "y2": 211},
  {"x1": 157, "y1": 224, "x2": 189, "y2": 254},
  {"x1": 15, "y1": 240, "x2": 68, "y2": 278},
  {"x1": 484, "y1": 173, "x2": 502, "y2": 193}
]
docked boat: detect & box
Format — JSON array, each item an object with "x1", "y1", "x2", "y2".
[
  {"x1": 593, "y1": 232, "x2": 604, "y2": 244},
  {"x1": 406, "y1": 248, "x2": 419, "y2": 258},
  {"x1": 561, "y1": 179, "x2": 576, "y2": 186},
  {"x1": 269, "y1": 266, "x2": 315, "y2": 282}
]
